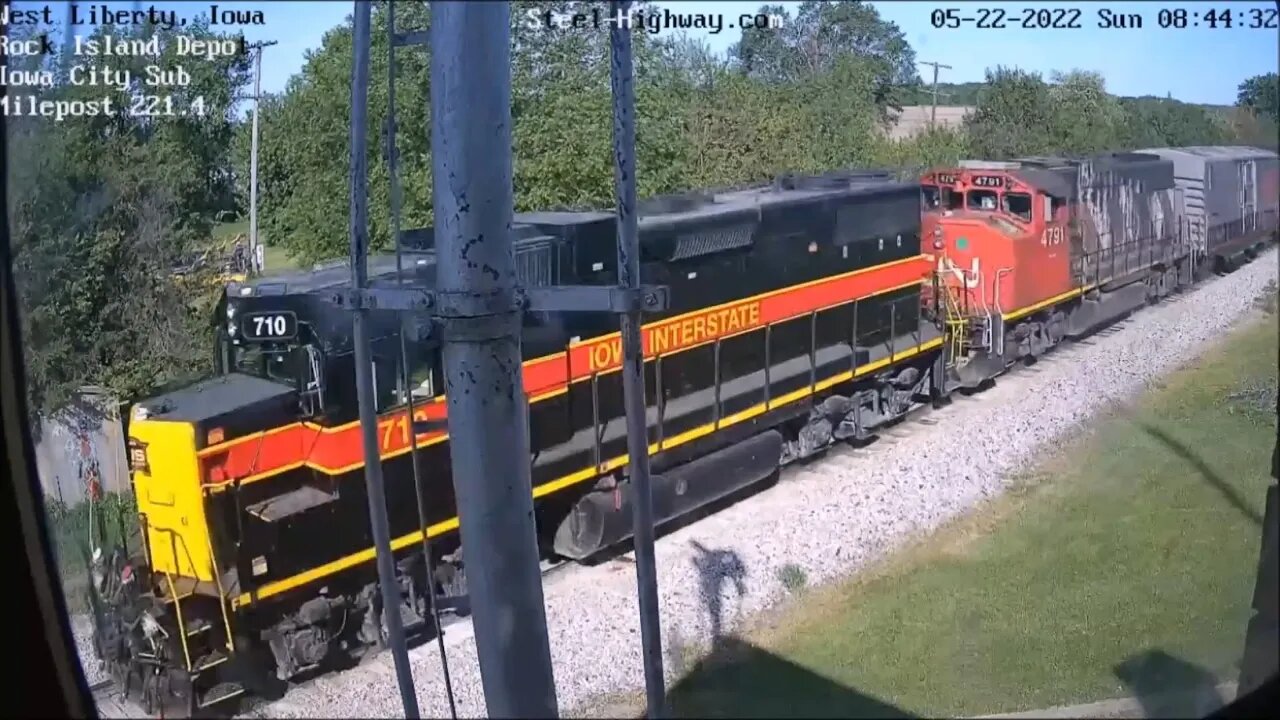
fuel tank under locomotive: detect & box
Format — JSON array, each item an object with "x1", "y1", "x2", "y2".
[{"x1": 553, "y1": 430, "x2": 784, "y2": 560}]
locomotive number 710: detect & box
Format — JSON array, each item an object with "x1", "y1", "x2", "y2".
[{"x1": 1041, "y1": 226, "x2": 1065, "y2": 246}]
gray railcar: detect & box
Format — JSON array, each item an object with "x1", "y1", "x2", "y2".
[{"x1": 1138, "y1": 145, "x2": 1280, "y2": 266}]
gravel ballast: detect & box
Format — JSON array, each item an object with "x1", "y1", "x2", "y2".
[{"x1": 72, "y1": 250, "x2": 1277, "y2": 718}]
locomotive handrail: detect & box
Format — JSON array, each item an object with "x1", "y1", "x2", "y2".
[
  {"x1": 164, "y1": 572, "x2": 195, "y2": 673},
  {"x1": 204, "y1": 528, "x2": 236, "y2": 652}
]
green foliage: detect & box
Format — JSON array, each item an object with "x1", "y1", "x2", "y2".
[
  {"x1": 963, "y1": 67, "x2": 1058, "y2": 159},
  {"x1": 1117, "y1": 96, "x2": 1228, "y2": 149},
  {"x1": 10, "y1": 22, "x2": 249, "y2": 423},
  {"x1": 1237, "y1": 72, "x2": 1280, "y2": 124},
  {"x1": 730, "y1": 0, "x2": 919, "y2": 114},
  {"x1": 250, "y1": 4, "x2": 1257, "y2": 268}
]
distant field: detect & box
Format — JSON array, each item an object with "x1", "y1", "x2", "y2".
[
  {"x1": 883, "y1": 105, "x2": 974, "y2": 140},
  {"x1": 651, "y1": 305, "x2": 1276, "y2": 717}
]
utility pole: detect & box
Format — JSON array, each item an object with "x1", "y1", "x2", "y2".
[
  {"x1": 609, "y1": 1, "x2": 666, "y2": 716},
  {"x1": 918, "y1": 60, "x2": 953, "y2": 129},
  {"x1": 345, "y1": 4, "x2": 420, "y2": 717},
  {"x1": 247, "y1": 40, "x2": 278, "y2": 275},
  {"x1": 430, "y1": 2, "x2": 560, "y2": 716}
]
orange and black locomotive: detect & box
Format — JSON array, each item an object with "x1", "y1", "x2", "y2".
[{"x1": 91, "y1": 170, "x2": 950, "y2": 714}]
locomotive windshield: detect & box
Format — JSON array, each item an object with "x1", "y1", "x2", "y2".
[
  {"x1": 1002, "y1": 192, "x2": 1033, "y2": 222},
  {"x1": 967, "y1": 189, "x2": 998, "y2": 210},
  {"x1": 922, "y1": 184, "x2": 941, "y2": 209},
  {"x1": 922, "y1": 184, "x2": 964, "y2": 211}
]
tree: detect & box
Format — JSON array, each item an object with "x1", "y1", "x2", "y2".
[
  {"x1": 962, "y1": 67, "x2": 1056, "y2": 159},
  {"x1": 1117, "y1": 96, "x2": 1226, "y2": 149},
  {"x1": 250, "y1": 1, "x2": 1246, "y2": 267},
  {"x1": 1237, "y1": 72, "x2": 1280, "y2": 124},
  {"x1": 1219, "y1": 106, "x2": 1280, "y2": 151},
  {"x1": 256, "y1": 0, "x2": 688, "y2": 262},
  {"x1": 1046, "y1": 70, "x2": 1127, "y2": 155},
  {"x1": 730, "y1": 1, "x2": 919, "y2": 118},
  {"x1": 10, "y1": 20, "x2": 250, "y2": 424}
]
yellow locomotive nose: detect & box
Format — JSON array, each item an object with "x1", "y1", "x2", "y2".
[{"x1": 128, "y1": 415, "x2": 216, "y2": 584}]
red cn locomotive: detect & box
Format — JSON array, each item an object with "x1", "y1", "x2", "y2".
[{"x1": 923, "y1": 147, "x2": 1278, "y2": 387}]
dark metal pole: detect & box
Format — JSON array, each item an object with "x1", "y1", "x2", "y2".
[
  {"x1": 386, "y1": 1, "x2": 458, "y2": 716},
  {"x1": 609, "y1": 3, "x2": 667, "y2": 717},
  {"x1": 348, "y1": 2, "x2": 420, "y2": 717},
  {"x1": 430, "y1": 2, "x2": 559, "y2": 717}
]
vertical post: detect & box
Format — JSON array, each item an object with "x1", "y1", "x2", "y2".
[
  {"x1": 919, "y1": 60, "x2": 951, "y2": 130},
  {"x1": 248, "y1": 40, "x2": 277, "y2": 275},
  {"x1": 249, "y1": 45, "x2": 262, "y2": 273},
  {"x1": 430, "y1": 2, "x2": 559, "y2": 717},
  {"x1": 609, "y1": 3, "x2": 667, "y2": 717},
  {"x1": 347, "y1": 3, "x2": 420, "y2": 718},
  {"x1": 387, "y1": 2, "x2": 458, "y2": 715},
  {"x1": 63, "y1": 4, "x2": 75, "y2": 74},
  {"x1": 930, "y1": 63, "x2": 939, "y2": 128}
]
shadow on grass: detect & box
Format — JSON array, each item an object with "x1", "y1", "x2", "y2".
[
  {"x1": 1114, "y1": 649, "x2": 1228, "y2": 718},
  {"x1": 665, "y1": 635, "x2": 914, "y2": 719},
  {"x1": 1140, "y1": 423, "x2": 1263, "y2": 527},
  {"x1": 652, "y1": 541, "x2": 909, "y2": 718}
]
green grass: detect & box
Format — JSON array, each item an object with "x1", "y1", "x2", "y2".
[
  {"x1": 212, "y1": 218, "x2": 301, "y2": 273},
  {"x1": 647, "y1": 308, "x2": 1277, "y2": 718},
  {"x1": 212, "y1": 217, "x2": 249, "y2": 240}
]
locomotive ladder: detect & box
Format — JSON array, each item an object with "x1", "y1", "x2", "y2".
[{"x1": 936, "y1": 272, "x2": 971, "y2": 365}]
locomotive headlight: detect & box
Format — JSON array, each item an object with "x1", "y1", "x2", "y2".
[{"x1": 933, "y1": 226, "x2": 944, "y2": 250}]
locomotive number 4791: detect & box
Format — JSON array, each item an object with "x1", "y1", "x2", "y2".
[{"x1": 1042, "y1": 226, "x2": 1065, "y2": 246}]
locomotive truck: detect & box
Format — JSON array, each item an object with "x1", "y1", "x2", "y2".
[{"x1": 88, "y1": 170, "x2": 951, "y2": 715}]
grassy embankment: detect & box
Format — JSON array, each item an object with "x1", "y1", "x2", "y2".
[{"x1": 593, "y1": 286, "x2": 1278, "y2": 718}]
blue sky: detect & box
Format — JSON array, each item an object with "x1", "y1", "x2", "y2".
[{"x1": 13, "y1": 0, "x2": 1280, "y2": 105}]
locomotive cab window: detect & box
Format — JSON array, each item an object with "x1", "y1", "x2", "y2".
[
  {"x1": 1003, "y1": 192, "x2": 1033, "y2": 222},
  {"x1": 946, "y1": 188, "x2": 964, "y2": 210},
  {"x1": 921, "y1": 184, "x2": 941, "y2": 209},
  {"x1": 968, "y1": 189, "x2": 998, "y2": 211},
  {"x1": 234, "y1": 340, "x2": 307, "y2": 388},
  {"x1": 398, "y1": 337, "x2": 442, "y2": 402}
]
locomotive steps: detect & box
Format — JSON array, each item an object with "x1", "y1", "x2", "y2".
[{"x1": 76, "y1": 248, "x2": 1278, "y2": 719}]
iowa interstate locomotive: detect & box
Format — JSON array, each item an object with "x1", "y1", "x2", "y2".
[{"x1": 89, "y1": 169, "x2": 951, "y2": 714}]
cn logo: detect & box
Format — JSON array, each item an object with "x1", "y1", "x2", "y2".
[{"x1": 937, "y1": 254, "x2": 981, "y2": 289}]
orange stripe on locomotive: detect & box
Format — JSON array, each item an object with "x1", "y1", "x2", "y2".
[{"x1": 198, "y1": 254, "x2": 933, "y2": 486}]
